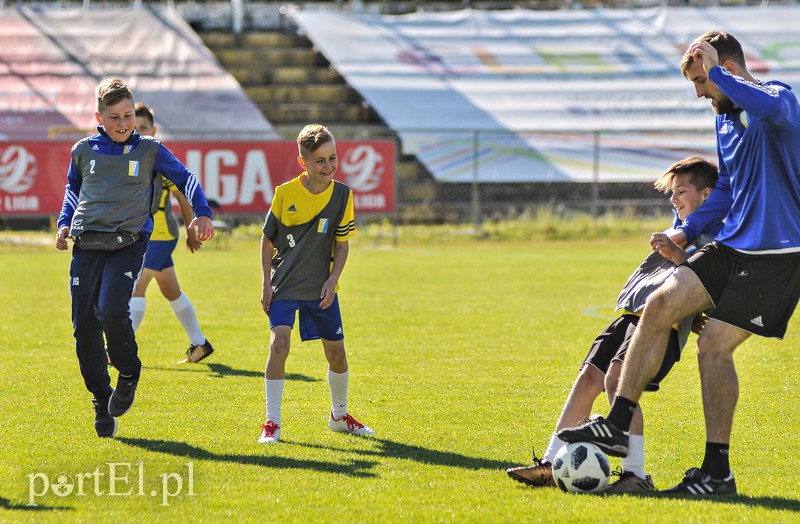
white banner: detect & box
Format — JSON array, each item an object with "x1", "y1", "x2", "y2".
[
  {"x1": 0, "y1": 7, "x2": 277, "y2": 141},
  {"x1": 288, "y1": 6, "x2": 800, "y2": 182}
]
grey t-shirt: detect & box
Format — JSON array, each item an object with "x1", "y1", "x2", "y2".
[
  {"x1": 263, "y1": 181, "x2": 351, "y2": 301},
  {"x1": 616, "y1": 232, "x2": 716, "y2": 353}
]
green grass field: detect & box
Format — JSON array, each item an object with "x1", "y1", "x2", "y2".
[{"x1": 2, "y1": 230, "x2": 799, "y2": 522}]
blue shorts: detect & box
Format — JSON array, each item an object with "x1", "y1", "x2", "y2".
[
  {"x1": 143, "y1": 239, "x2": 178, "y2": 271},
  {"x1": 269, "y1": 295, "x2": 344, "y2": 341}
]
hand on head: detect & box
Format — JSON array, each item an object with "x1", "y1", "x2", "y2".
[{"x1": 689, "y1": 41, "x2": 719, "y2": 73}]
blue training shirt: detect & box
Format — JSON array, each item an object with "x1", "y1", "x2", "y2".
[{"x1": 679, "y1": 66, "x2": 800, "y2": 255}]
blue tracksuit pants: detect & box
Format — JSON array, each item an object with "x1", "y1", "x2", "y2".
[{"x1": 69, "y1": 236, "x2": 147, "y2": 398}]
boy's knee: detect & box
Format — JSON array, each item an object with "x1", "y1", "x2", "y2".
[
  {"x1": 323, "y1": 343, "x2": 347, "y2": 368},
  {"x1": 604, "y1": 365, "x2": 622, "y2": 394},
  {"x1": 327, "y1": 352, "x2": 347, "y2": 369},
  {"x1": 576, "y1": 365, "x2": 605, "y2": 392},
  {"x1": 158, "y1": 281, "x2": 181, "y2": 301},
  {"x1": 268, "y1": 337, "x2": 291, "y2": 360}
]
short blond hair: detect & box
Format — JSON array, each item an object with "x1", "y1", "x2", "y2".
[
  {"x1": 96, "y1": 77, "x2": 134, "y2": 114},
  {"x1": 297, "y1": 124, "x2": 334, "y2": 158}
]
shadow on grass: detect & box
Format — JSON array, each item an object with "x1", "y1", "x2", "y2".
[
  {"x1": 117, "y1": 437, "x2": 376, "y2": 478},
  {"x1": 284, "y1": 373, "x2": 322, "y2": 382},
  {"x1": 206, "y1": 363, "x2": 262, "y2": 378},
  {"x1": 143, "y1": 363, "x2": 320, "y2": 382},
  {"x1": 612, "y1": 491, "x2": 800, "y2": 511},
  {"x1": 0, "y1": 495, "x2": 72, "y2": 511},
  {"x1": 293, "y1": 437, "x2": 511, "y2": 471}
]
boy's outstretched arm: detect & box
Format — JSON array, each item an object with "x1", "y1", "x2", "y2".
[
  {"x1": 188, "y1": 215, "x2": 214, "y2": 241},
  {"x1": 174, "y1": 189, "x2": 202, "y2": 252}
]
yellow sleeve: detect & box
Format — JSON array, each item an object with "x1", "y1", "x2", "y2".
[
  {"x1": 269, "y1": 186, "x2": 285, "y2": 223},
  {"x1": 161, "y1": 176, "x2": 176, "y2": 191}
]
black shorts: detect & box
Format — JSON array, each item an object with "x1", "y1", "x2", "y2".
[
  {"x1": 685, "y1": 242, "x2": 800, "y2": 339},
  {"x1": 583, "y1": 314, "x2": 680, "y2": 392}
]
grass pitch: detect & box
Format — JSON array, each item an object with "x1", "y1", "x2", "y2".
[{"x1": 1, "y1": 230, "x2": 799, "y2": 522}]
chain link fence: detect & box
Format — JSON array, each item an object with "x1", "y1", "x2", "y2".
[
  {"x1": 325, "y1": 126, "x2": 717, "y2": 227},
  {"x1": 0, "y1": 126, "x2": 716, "y2": 230}
]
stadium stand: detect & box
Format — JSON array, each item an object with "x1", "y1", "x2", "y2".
[
  {"x1": 199, "y1": 30, "x2": 382, "y2": 134},
  {"x1": 196, "y1": 26, "x2": 432, "y2": 221},
  {"x1": 3, "y1": 2, "x2": 800, "y2": 224},
  {"x1": 0, "y1": 6, "x2": 278, "y2": 141},
  {"x1": 271, "y1": 4, "x2": 800, "y2": 220},
  {"x1": 284, "y1": 6, "x2": 800, "y2": 185}
]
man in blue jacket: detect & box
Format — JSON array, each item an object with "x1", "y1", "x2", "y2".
[{"x1": 558, "y1": 30, "x2": 800, "y2": 495}]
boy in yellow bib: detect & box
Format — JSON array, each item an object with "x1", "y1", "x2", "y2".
[
  {"x1": 130, "y1": 104, "x2": 215, "y2": 364},
  {"x1": 258, "y1": 124, "x2": 374, "y2": 443}
]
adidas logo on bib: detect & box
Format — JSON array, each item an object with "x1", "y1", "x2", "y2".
[{"x1": 750, "y1": 316, "x2": 764, "y2": 327}]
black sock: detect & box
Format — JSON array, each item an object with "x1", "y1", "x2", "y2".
[
  {"x1": 606, "y1": 396, "x2": 637, "y2": 432},
  {"x1": 701, "y1": 442, "x2": 730, "y2": 479}
]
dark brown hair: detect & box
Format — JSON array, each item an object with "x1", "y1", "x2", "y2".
[
  {"x1": 681, "y1": 31, "x2": 746, "y2": 75},
  {"x1": 134, "y1": 102, "x2": 154, "y2": 126},
  {"x1": 654, "y1": 156, "x2": 718, "y2": 193}
]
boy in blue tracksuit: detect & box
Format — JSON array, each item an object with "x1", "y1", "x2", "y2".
[
  {"x1": 55, "y1": 77, "x2": 214, "y2": 438},
  {"x1": 559, "y1": 31, "x2": 800, "y2": 495}
]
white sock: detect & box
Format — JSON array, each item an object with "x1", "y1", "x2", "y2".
[
  {"x1": 129, "y1": 297, "x2": 146, "y2": 331},
  {"x1": 328, "y1": 368, "x2": 349, "y2": 419},
  {"x1": 265, "y1": 379, "x2": 284, "y2": 426},
  {"x1": 621, "y1": 434, "x2": 646, "y2": 479},
  {"x1": 169, "y1": 292, "x2": 205, "y2": 346},
  {"x1": 544, "y1": 433, "x2": 566, "y2": 464}
]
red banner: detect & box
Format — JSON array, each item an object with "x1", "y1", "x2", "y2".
[{"x1": 0, "y1": 140, "x2": 395, "y2": 216}]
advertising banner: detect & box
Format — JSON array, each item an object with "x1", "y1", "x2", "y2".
[
  {"x1": 0, "y1": 140, "x2": 395, "y2": 217},
  {"x1": 287, "y1": 6, "x2": 800, "y2": 182}
]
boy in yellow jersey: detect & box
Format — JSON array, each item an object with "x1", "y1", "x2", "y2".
[
  {"x1": 131, "y1": 104, "x2": 215, "y2": 363},
  {"x1": 258, "y1": 124, "x2": 374, "y2": 443}
]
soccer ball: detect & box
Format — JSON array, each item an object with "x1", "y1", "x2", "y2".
[{"x1": 552, "y1": 442, "x2": 611, "y2": 494}]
